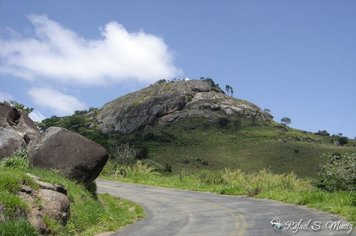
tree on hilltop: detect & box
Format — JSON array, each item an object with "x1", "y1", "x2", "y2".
[{"x1": 280, "y1": 117, "x2": 291, "y2": 126}]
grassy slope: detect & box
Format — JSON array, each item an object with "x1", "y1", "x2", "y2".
[
  {"x1": 125, "y1": 118, "x2": 356, "y2": 178},
  {"x1": 0, "y1": 165, "x2": 144, "y2": 236},
  {"x1": 101, "y1": 165, "x2": 356, "y2": 225},
  {"x1": 39, "y1": 109, "x2": 356, "y2": 179}
]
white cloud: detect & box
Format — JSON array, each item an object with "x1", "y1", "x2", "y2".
[
  {"x1": 0, "y1": 15, "x2": 181, "y2": 85},
  {"x1": 28, "y1": 87, "x2": 86, "y2": 116},
  {"x1": 29, "y1": 110, "x2": 46, "y2": 122},
  {"x1": 0, "y1": 91, "x2": 12, "y2": 102}
]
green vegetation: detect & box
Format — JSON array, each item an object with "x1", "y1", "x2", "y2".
[
  {"x1": 318, "y1": 153, "x2": 355, "y2": 191},
  {"x1": 280, "y1": 117, "x2": 291, "y2": 126},
  {"x1": 35, "y1": 96, "x2": 356, "y2": 226},
  {"x1": 101, "y1": 161, "x2": 356, "y2": 225},
  {"x1": 3, "y1": 100, "x2": 34, "y2": 115},
  {"x1": 39, "y1": 113, "x2": 356, "y2": 179},
  {"x1": 0, "y1": 154, "x2": 144, "y2": 236},
  {"x1": 0, "y1": 220, "x2": 38, "y2": 236}
]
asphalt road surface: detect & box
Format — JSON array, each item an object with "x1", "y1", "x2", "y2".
[{"x1": 97, "y1": 180, "x2": 354, "y2": 236}]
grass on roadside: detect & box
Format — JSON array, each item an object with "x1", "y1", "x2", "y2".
[
  {"x1": 101, "y1": 161, "x2": 356, "y2": 225},
  {"x1": 0, "y1": 154, "x2": 144, "y2": 236}
]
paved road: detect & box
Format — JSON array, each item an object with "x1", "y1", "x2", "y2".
[{"x1": 97, "y1": 180, "x2": 354, "y2": 236}]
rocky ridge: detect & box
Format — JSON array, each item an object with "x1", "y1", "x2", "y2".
[{"x1": 96, "y1": 79, "x2": 272, "y2": 134}]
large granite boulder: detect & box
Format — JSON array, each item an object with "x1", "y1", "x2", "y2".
[
  {"x1": 28, "y1": 127, "x2": 108, "y2": 184},
  {"x1": 0, "y1": 102, "x2": 40, "y2": 159}
]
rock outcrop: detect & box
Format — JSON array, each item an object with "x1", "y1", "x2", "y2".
[
  {"x1": 96, "y1": 80, "x2": 272, "y2": 134},
  {"x1": 0, "y1": 102, "x2": 40, "y2": 159},
  {"x1": 28, "y1": 127, "x2": 108, "y2": 184},
  {"x1": 18, "y1": 174, "x2": 70, "y2": 235}
]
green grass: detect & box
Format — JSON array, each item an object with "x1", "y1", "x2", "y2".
[
  {"x1": 113, "y1": 118, "x2": 356, "y2": 178},
  {"x1": 101, "y1": 162, "x2": 356, "y2": 225},
  {"x1": 0, "y1": 220, "x2": 38, "y2": 236},
  {"x1": 0, "y1": 157, "x2": 144, "y2": 235},
  {"x1": 39, "y1": 109, "x2": 356, "y2": 179}
]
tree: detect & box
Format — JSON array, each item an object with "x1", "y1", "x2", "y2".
[
  {"x1": 225, "y1": 85, "x2": 230, "y2": 95},
  {"x1": 263, "y1": 108, "x2": 271, "y2": 113},
  {"x1": 280, "y1": 117, "x2": 291, "y2": 126},
  {"x1": 225, "y1": 85, "x2": 234, "y2": 96},
  {"x1": 338, "y1": 136, "x2": 348, "y2": 146}
]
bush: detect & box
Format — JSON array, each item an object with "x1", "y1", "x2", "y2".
[
  {"x1": 317, "y1": 153, "x2": 355, "y2": 191},
  {"x1": 111, "y1": 143, "x2": 136, "y2": 164},
  {"x1": 217, "y1": 117, "x2": 229, "y2": 127},
  {"x1": 338, "y1": 136, "x2": 349, "y2": 146},
  {"x1": 136, "y1": 146, "x2": 149, "y2": 160}
]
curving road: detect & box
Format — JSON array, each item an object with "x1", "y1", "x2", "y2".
[{"x1": 97, "y1": 180, "x2": 354, "y2": 236}]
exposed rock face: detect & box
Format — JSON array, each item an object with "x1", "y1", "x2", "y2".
[
  {"x1": 29, "y1": 127, "x2": 108, "y2": 184},
  {"x1": 0, "y1": 102, "x2": 40, "y2": 159},
  {"x1": 96, "y1": 80, "x2": 272, "y2": 134},
  {"x1": 0, "y1": 128, "x2": 26, "y2": 158},
  {"x1": 39, "y1": 189, "x2": 70, "y2": 224},
  {"x1": 18, "y1": 175, "x2": 70, "y2": 235}
]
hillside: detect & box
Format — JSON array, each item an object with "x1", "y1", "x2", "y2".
[{"x1": 39, "y1": 79, "x2": 356, "y2": 178}]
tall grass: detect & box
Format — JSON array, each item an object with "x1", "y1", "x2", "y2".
[{"x1": 102, "y1": 163, "x2": 355, "y2": 224}]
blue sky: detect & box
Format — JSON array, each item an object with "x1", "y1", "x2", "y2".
[{"x1": 0, "y1": 0, "x2": 355, "y2": 138}]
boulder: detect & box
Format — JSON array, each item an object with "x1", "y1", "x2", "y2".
[
  {"x1": 29, "y1": 127, "x2": 108, "y2": 184},
  {"x1": 0, "y1": 102, "x2": 40, "y2": 159},
  {"x1": 39, "y1": 189, "x2": 70, "y2": 224},
  {"x1": 0, "y1": 128, "x2": 26, "y2": 158},
  {"x1": 18, "y1": 176, "x2": 71, "y2": 235}
]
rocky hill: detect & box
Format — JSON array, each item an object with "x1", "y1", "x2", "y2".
[
  {"x1": 37, "y1": 79, "x2": 356, "y2": 178},
  {"x1": 96, "y1": 79, "x2": 272, "y2": 134}
]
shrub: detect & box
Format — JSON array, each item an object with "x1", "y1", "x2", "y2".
[
  {"x1": 338, "y1": 136, "x2": 349, "y2": 146},
  {"x1": 217, "y1": 117, "x2": 229, "y2": 127},
  {"x1": 136, "y1": 146, "x2": 149, "y2": 160},
  {"x1": 317, "y1": 153, "x2": 355, "y2": 191},
  {"x1": 116, "y1": 161, "x2": 159, "y2": 178},
  {"x1": 111, "y1": 143, "x2": 136, "y2": 164},
  {"x1": 315, "y1": 130, "x2": 330, "y2": 136}
]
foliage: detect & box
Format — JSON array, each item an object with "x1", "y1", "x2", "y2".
[
  {"x1": 317, "y1": 153, "x2": 355, "y2": 191},
  {"x1": 136, "y1": 146, "x2": 149, "y2": 160},
  {"x1": 0, "y1": 220, "x2": 38, "y2": 236},
  {"x1": 114, "y1": 161, "x2": 159, "y2": 178},
  {"x1": 0, "y1": 149, "x2": 29, "y2": 170},
  {"x1": 37, "y1": 107, "x2": 356, "y2": 178},
  {"x1": 225, "y1": 85, "x2": 234, "y2": 96},
  {"x1": 217, "y1": 117, "x2": 229, "y2": 127},
  {"x1": 4, "y1": 100, "x2": 34, "y2": 115},
  {"x1": 315, "y1": 130, "x2": 330, "y2": 136},
  {"x1": 102, "y1": 168, "x2": 356, "y2": 224},
  {"x1": 338, "y1": 136, "x2": 349, "y2": 146},
  {"x1": 0, "y1": 152, "x2": 144, "y2": 235},
  {"x1": 38, "y1": 112, "x2": 109, "y2": 148},
  {"x1": 280, "y1": 117, "x2": 291, "y2": 126},
  {"x1": 111, "y1": 143, "x2": 136, "y2": 164}
]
